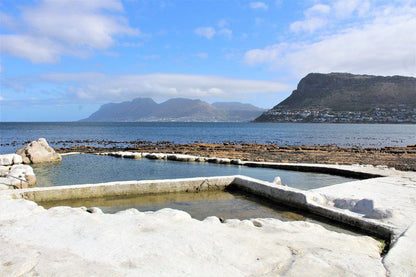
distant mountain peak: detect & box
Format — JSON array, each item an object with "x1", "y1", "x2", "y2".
[
  {"x1": 81, "y1": 98, "x2": 266, "y2": 122},
  {"x1": 255, "y1": 72, "x2": 416, "y2": 123}
]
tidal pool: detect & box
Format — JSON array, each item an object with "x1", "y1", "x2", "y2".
[
  {"x1": 32, "y1": 154, "x2": 356, "y2": 190},
  {"x1": 38, "y1": 187, "x2": 363, "y2": 236}
]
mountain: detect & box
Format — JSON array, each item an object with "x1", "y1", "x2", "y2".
[
  {"x1": 81, "y1": 98, "x2": 266, "y2": 122},
  {"x1": 255, "y1": 73, "x2": 416, "y2": 123},
  {"x1": 212, "y1": 102, "x2": 266, "y2": 122}
]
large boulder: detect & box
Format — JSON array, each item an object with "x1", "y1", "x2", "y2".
[{"x1": 16, "y1": 138, "x2": 62, "y2": 164}]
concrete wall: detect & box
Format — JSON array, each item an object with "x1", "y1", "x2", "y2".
[
  {"x1": 231, "y1": 176, "x2": 394, "y2": 240},
  {"x1": 11, "y1": 174, "x2": 394, "y2": 240},
  {"x1": 16, "y1": 176, "x2": 235, "y2": 202}
]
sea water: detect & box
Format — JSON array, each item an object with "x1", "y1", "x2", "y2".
[{"x1": 1, "y1": 122, "x2": 416, "y2": 154}]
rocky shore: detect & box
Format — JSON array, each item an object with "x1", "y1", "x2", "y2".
[{"x1": 56, "y1": 142, "x2": 416, "y2": 171}]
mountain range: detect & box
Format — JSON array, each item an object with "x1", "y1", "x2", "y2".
[{"x1": 81, "y1": 98, "x2": 266, "y2": 122}]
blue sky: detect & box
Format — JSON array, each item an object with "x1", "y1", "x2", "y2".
[{"x1": 1, "y1": 0, "x2": 415, "y2": 121}]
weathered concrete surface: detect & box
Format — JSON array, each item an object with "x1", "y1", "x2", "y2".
[
  {"x1": 0, "y1": 192, "x2": 385, "y2": 276},
  {"x1": 18, "y1": 176, "x2": 234, "y2": 202},
  {"x1": 383, "y1": 223, "x2": 416, "y2": 276},
  {"x1": 312, "y1": 169, "x2": 416, "y2": 276},
  {"x1": 16, "y1": 138, "x2": 62, "y2": 164},
  {"x1": 0, "y1": 160, "x2": 415, "y2": 276}
]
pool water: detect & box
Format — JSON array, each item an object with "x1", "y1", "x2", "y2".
[
  {"x1": 37, "y1": 188, "x2": 363, "y2": 236},
  {"x1": 32, "y1": 154, "x2": 356, "y2": 190}
]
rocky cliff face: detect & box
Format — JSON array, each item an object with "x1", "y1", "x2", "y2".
[
  {"x1": 255, "y1": 73, "x2": 416, "y2": 123},
  {"x1": 82, "y1": 98, "x2": 265, "y2": 122}
]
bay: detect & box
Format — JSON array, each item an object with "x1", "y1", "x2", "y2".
[{"x1": 1, "y1": 122, "x2": 415, "y2": 154}]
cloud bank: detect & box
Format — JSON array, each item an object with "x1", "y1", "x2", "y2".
[
  {"x1": 0, "y1": 0, "x2": 138, "y2": 63},
  {"x1": 245, "y1": 1, "x2": 416, "y2": 77},
  {"x1": 9, "y1": 73, "x2": 290, "y2": 103}
]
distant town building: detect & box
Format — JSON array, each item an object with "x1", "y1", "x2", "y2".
[{"x1": 260, "y1": 105, "x2": 416, "y2": 123}]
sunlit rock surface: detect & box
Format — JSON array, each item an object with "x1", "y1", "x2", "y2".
[
  {"x1": 16, "y1": 138, "x2": 62, "y2": 164},
  {"x1": 1, "y1": 163, "x2": 415, "y2": 276},
  {"x1": 0, "y1": 193, "x2": 385, "y2": 276}
]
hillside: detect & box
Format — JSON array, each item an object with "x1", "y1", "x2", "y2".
[
  {"x1": 255, "y1": 73, "x2": 416, "y2": 123},
  {"x1": 81, "y1": 98, "x2": 265, "y2": 122}
]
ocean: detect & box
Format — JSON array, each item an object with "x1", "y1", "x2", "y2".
[{"x1": 1, "y1": 122, "x2": 415, "y2": 154}]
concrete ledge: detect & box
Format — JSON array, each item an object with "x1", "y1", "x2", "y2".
[
  {"x1": 242, "y1": 162, "x2": 384, "y2": 179},
  {"x1": 10, "y1": 174, "x2": 396, "y2": 241},
  {"x1": 15, "y1": 176, "x2": 235, "y2": 202},
  {"x1": 102, "y1": 151, "x2": 390, "y2": 179},
  {"x1": 231, "y1": 175, "x2": 395, "y2": 240}
]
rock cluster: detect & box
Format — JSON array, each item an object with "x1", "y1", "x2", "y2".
[
  {"x1": 0, "y1": 138, "x2": 62, "y2": 189},
  {"x1": 0, "y1": 154, "x2": 36, "y2": 189},
  {"x1": 16, "y1": 138, "x2": 62, "y2": 164}
]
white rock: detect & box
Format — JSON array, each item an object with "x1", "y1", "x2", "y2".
[
  {"x1": 273, "y1": 176, "x2": 282, "y2": 186},
  {"x1": 12, "y1": 154, "x2": 23, "y2": 165},
  {"x1": 231, "y1": 159, "x2": 243, "y2": 165},
  {"x1": 0, "y1": 177, "x2": 22, "y2": 187},
  {"x1": 0, "y1": 154, "x2": 22, "y2": 166},
  {"x1": 218, "y1": 158, "x2": 231, "y2": 164},
  {"x1": 16, "y1": 138, "x2": 62, "y2": 164},
  {"x1": 6, "y1": 164, "x2": 36, "y2": 188},
  {"x1": 146, "y1": 153, "x2": 166, "y2": 160},
  {"x1": 0, "y1": 184, "x2": 9, "y2": 190},
  {"x1": 0, "y1": 166, "x2": 9, "y2": 175}
]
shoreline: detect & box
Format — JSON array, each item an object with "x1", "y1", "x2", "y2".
[{"x1": 56, "y1": 143, "x2": 416, "y2": 171}]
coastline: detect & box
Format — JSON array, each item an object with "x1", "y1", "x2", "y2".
[{"x1": 57, "y1": 143, "x2": 416, "y2": 171}]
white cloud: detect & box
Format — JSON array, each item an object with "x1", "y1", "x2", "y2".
[
  {"x1": 245, "y1": 2, "x2": 416, "y2": 77},
  {"x1": 290, "y1": 4, "x2": 331, "y2": 33},
  {"x1": 305, "y1": 4, "x2": 331, "y2": 16},
  {"x1": 194, "y1": 27, "x2": 216, "y2": 39},
  {"x1": 34, "y1": 72, "x2": 290, "y2": 102},
  {"x1": 0, "y1": 11, "x2": 18, "y2": 30},
  {"x1": 0, "y1": 35, "x2": 65, "y2": 63},
  {"x1": 0, "y1": 0, "x2": 138, "y2": 63},
  {"x1": 217, "y1": 19, "x2": 228, "y2": 28},
  {"x1": 333, "y1": 0, "x2": 361, "y2": 19},
  {"x1": 290, "y1": 17, "x2": 328, "y2": 33},
  {"x1": 288, "y1": 1, "x2": 376, "y2": 34},
  {"x1": 245, "y1": 44, "x2": 287, "y2": 66},
  {"x1": 195, "y1": 26, "x2": 232, "y2": 40},
  {"x1": 195, "y1": 52, "x2": 208, "y2": 59},
  {"x1": 218, "y1": 28, "x2": 232, "y2": 39},
  {"x1": 249, "y1": 2, "x2": 268, "y2": 10}
]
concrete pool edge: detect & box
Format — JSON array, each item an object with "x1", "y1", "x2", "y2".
[
  {"x1": 9, "y1": 174, "x2": 396, "y2": 241},
  {"x1": 95, "y1": 151, "x2": 390, "y2": 179}
]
